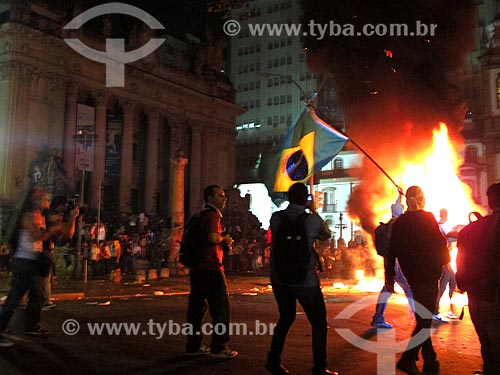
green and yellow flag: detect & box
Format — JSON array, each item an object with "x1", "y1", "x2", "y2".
[{"x1": 260, "y1": 106, "x2": 348, "y2": 202}]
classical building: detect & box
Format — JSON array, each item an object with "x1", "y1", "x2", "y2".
[
  {"x1": 460, "y1": 0, "x2": 500, "y2": 206},
  {"x1": 0, "y1": 1, "x2": 243, "y2": 235}
]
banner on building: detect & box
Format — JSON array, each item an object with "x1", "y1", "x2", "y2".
[
  {"x1": 75, "y1": 103, "x2": 96, "y2": 172},
  {"x1": 105, "y1": 114, "x2": 123, "y2": 177}
]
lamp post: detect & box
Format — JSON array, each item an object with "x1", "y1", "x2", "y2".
[
  {"x1": 335, "y1": 212, "x2": 348, "y2": 242},
  {"x1": 73, "y1": 130, "x2": 97, "y2": 286}
]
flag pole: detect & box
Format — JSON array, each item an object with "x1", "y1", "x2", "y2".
[
  {"x1": 312, "y1": 105, "x2": 403, "y2": 195},
  {"x1": 347, "y1": 137, "x2": 404, "y2": 195}
]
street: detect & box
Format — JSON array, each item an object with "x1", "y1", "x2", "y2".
[{"x1": 0, "y1": 276, "x2": 483, "y2": 375}]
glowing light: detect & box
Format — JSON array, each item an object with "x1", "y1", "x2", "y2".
[{"x1": 376, "y1": 122, "x2": 485, "y2": 229}]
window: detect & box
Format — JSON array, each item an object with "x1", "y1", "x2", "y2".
[
  {"x1": 465, "y1": 146, "x2": 478, "y2": 164},
  {"x1": 334, "y1": 158, "x2": 344, "y2": 170},
  {"x1": 323, "y1": 188, "x2": 337, "y2": 213}
]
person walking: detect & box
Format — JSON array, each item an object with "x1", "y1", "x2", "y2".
[
  {"x1": 371, "y1": 195, "x2": 415, "y2": 329},
  {"x1": 0, "y1": 188, "x2": 61, "y2": 347},
  {"x1": 386, "y1": 186, "x2": 449, "y2": 375},
  {"x1": 42, "y1": 196, "x2": 79, "y2": 310},
  {"x1": 185, "y1": 185, "x2": 238, "y2": 358},
  {"x1": 433, "y1": 208, "x2": 459, "y2": 322},
  {"x1": 265, "y1": 183, "x2": 336, "y2": 375},
  {"x1": 457, "y1": 183, "x2": 500, "y2": 375}
]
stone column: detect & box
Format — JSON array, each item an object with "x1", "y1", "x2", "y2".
[
  {"x1": 144, "y1": 108, "x2": 159, "y2": 215},
  {"x1": 63, "y1": 82, "x2": 77, "y2": 188},
  {"x1": 0, "y1": 62, "x2": 32, "y2": 199},
  {"x1": 119, "y1": 101, "x2": 135, "y2": 213},
  {"x1": 168, "y1": 150, "x2": 188, "y2": 274},
  {"x1": 92, "y1": 92, "x2": 107, "y2": 208},
  {"x1": 189, "y1": 124, "x2": 203, "y2": 214}
]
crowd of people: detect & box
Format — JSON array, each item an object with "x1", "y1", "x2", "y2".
[{"x1": 0, "y1": 182, "x2": 498, "y2": 375}]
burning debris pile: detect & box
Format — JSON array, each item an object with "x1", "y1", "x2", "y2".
[{"x1": 302, "y1": 0, "x2": 479, "y2": 233}]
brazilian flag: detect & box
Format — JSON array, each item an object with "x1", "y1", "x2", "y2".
[{"x1": 260, "y1": 105, "x2": 348, "y2": 203}]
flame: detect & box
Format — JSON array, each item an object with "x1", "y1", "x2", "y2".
[
  {"x1": 376, "y1": 122, "x2": 485, "y2": 228},
  {"x1": 367, "y1": 122, "x2": 486, "y2": 281}
]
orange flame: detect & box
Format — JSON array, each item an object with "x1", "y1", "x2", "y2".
[{"x1": 376, "y1": 122, "x2": 485, "y2": 228}]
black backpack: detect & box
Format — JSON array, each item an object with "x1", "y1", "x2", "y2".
[
  {"x1": 374, "y1": 219, "x2": 395, "y2": 257},
  {"x1": 179, "y1": 208, "x2": 212, "y2": 267},
  {"x1": 457, "y1": 212, "x2": 500, "y2": 295},
  {"x1": 272, "y1": 211, "x2": 310, "y2": 284}
]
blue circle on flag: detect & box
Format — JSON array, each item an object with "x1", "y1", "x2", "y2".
[{"x1": 286, "y1": 150, "x2": 308, "y2": 181}]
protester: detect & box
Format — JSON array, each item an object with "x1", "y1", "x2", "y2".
[
  {"x1": 266, "y1": 183, "x2": 335, "y2": 375},
  {"x1": 371, "y1": 194, "x2": 415, "y2": 329},
  {"x1": 457, "y1": 183, "x2": 500, "y2": 375},
  {"x1": 0, "y1": 188, "x2": 60, "y2": 347},
  {"x1": 185, "y1": 185, "x2": 238, "y2": 358},
  {"x1": 42, "y1": 196, "x2": 79, "y2": 310},
  {"x1": 386, "y1": 186, "x2": 449, "y2": 375},
  {"x1": 433, "y1": 208, "x2": 458, "y2": 321}
]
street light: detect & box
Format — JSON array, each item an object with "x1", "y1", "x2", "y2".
[{"x1": 73, "y1": 130, "x2": 97, "y2": 286}]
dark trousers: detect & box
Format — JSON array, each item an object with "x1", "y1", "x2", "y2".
[
  {"x1": 0, "y1": 257, "x2": 43, "y2": 332},
  {"x1": 468, "y1": 295, "x2": 500, "y2": 375},
  {"x1": 186, "y1": 269, "x2": 230, "y2": 353},
  {"x1": 269, "y1": 284, "x2": 328, "y2": 371},
  {"x1": 401, "y1": 281, "x2": 438, "y2": 363}
]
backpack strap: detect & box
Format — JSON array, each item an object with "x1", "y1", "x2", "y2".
[{"x1": 469, "y1": 211, "x2": 483, "y2": 223}]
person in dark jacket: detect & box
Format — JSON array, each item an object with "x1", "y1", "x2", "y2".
[
  {"x1": 266, "y1": 183, "x2": 335, "y2": 375},
  {"x1": 457, "y1": 183, "x2": 500, "y2": 375},
  {"x1": 385, "y1": 186, "x2": 449, "y2": 375}
]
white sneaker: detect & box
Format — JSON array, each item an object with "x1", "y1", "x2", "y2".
[
  {"x1": 433, "y1": 314, "x2": 449, "y2": 323},
  {"x1": 445, "y1": 311, "x2": 458, "y2": 319}
]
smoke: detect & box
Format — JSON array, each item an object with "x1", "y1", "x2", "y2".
[{"x1": 302, "y1": 0, "x2": 476, "y2": 233}]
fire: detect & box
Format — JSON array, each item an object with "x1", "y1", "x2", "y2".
[
  {"x1": 378, "y1": 122, "x2": 485, "y2": 229},
  {"x1": 370, "y1": 122, "x2": 486, "y2": 282}
]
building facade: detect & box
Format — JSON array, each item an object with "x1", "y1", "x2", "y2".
[
  {"x1": 0, "y1": 1, "x2": 243, "y2": 235},
  {"x1": 229, "y1": 0, "x2": 323, "y2": 183}
]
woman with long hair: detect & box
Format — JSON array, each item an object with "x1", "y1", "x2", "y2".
[{"x1": 0, "y1": 188, "x2": 60, "y2": 347}]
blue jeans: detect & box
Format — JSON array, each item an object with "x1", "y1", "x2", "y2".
[
  {"x1": 435, "y1": 264, "x2": 457, "y2": 314},
  {"x1": 0, "y1": 257, "x2": 43, "y2": 332},
  {"x1": 269, "y1": 284, "x2": 328, "y2": 372},
  {"x1": 373, "y1": 259, "x2": 414, "y2": 324}
]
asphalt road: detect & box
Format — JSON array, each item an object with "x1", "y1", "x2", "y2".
[{"x1": 0, "y1": 276, "x2": 484, "y2": 375}]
